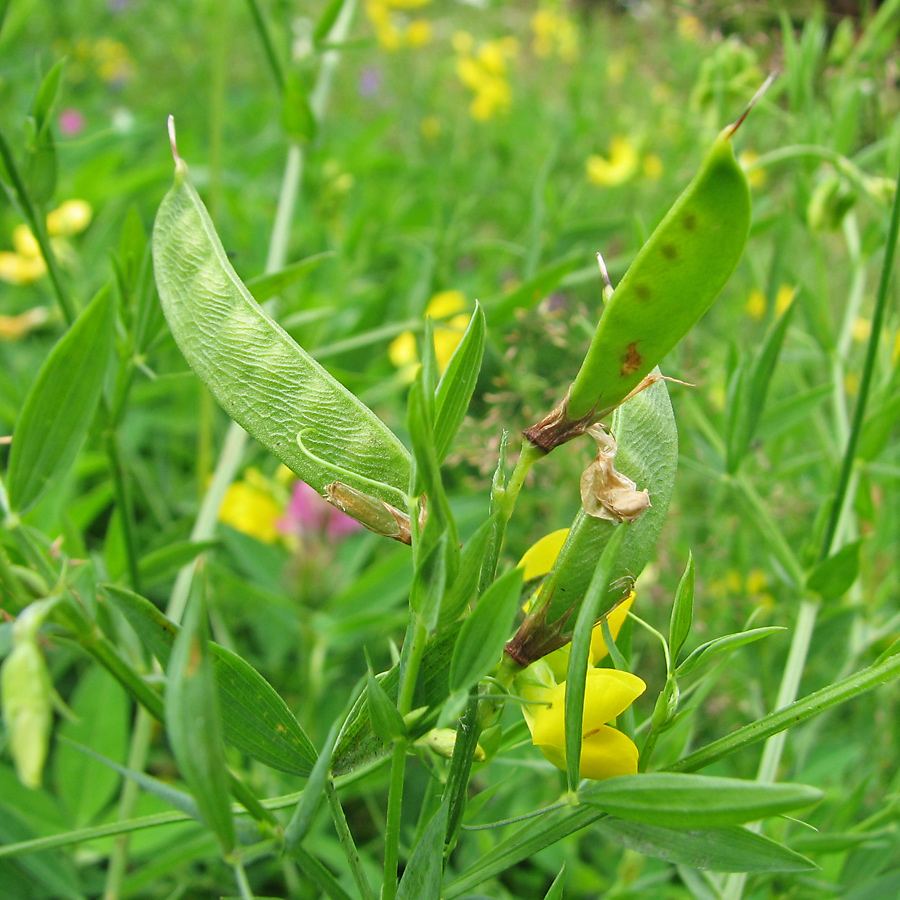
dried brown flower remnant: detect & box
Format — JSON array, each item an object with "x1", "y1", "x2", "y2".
[{"x1": 579, "y1": 425, "x2": 651, "y2": 523}]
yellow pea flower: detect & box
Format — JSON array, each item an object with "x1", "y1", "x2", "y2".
[
  {"x1": 527, "y1": 668, "x2": 646, "y2": 780},
  {"x1": 218, "y1": 469, "x2": 283, "y2": 544},
  {"x1": 454, "y1": 36, "x2": 516, "y2": 121},
  {"x1": 514, "y1": 530, "x2": 643, "y2": 779},
  {"x1": 586, "y1": 136, "x2": 639, "y2": 188},
  {"x1": 46, "y1": 199, "x2": 93, "y2": 237}
]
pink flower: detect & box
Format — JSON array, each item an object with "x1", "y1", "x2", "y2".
[
  {"x1": 58, "y1": 109, "x2": 86, "y2": 136},
  {"x1": 278, "y1": 480, "x2": 362, "y2": 540}
]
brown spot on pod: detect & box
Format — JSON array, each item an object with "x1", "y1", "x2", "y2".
[{"x1": 620, "y1": 342, "x2": 642, "y2": 376}]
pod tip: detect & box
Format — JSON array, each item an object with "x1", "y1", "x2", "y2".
[
  {"x1": 167, "y1": 115, "x2": 187, "y2": 176},
  {"x1": 727, "y1": 71, "x2": 778, "y2": 138}
]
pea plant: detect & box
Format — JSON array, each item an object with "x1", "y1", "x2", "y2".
[{"x1": 2, "y1": 3, "x2": 900, "y2": 899}]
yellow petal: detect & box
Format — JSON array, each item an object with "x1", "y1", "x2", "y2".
[
  {"x1": 531, "y1": 668, "x2": 645, "y2": 748},
  {"x1": 388, "y1": 330, "x2": 418, "y2": 368},
  {"x1": 0, "y1": 251, "x2": 47, "y2": 285},
  {"x1": 425, "y1": 289, "x2": 466, "y2": 319},
  {"x1": 517, "y1": 529, "x2": 569, "y2": 580},
  {"x1": 12, "y1": 225, "x2": 41, "y2": 258},
  {"x1": 218, "y1": 481, "x2": 282, "y2": 544},
  {"x1": 46, "y1": 199, "x2": 93, "y2": 237},
  {"x1": 589, "y1": 592, "x2": 635, "y2": 663}
]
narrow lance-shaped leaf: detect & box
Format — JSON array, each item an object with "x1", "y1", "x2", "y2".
[
  {"x1": 8, "y1": 286, "x2": 115, "y2": 514},
  {"x1": 598, "y1": 819, "x2": 818, "y2": 873},
  {"x1": 580, "y1": 773, "x2": 823, "y2": 828},
  {"x1": 433, "y1": 302, "x2": 485, "y2": 463},
  {"x1": 396, "y1": 801, "x2": 449, "y2": 900},
  {"x1": 104, "y1": 584, "x2": 317, "y2": 776},
  {"x1": 152, "y1": 134, "x2": 410, "y2": 506},
  {"x1": 676, "y1": 627, "x2": 785, "y2": 679},
  {"x1": 450, "y1": 567, "x2": 524, "y2": 694},
  {"x1": 669, "y1": 552, "x2": 695, "y2": 663},
  {"x1": 164, "y1": 583, "x2": 235, "y2": 853}
]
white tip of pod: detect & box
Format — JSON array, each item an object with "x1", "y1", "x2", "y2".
[{"x1": 167, "y1": 115, "x2": 187, "y2": 177}]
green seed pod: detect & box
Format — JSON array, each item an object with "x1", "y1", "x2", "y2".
[
  {"x1": 526, "y1": 83, "x2": 771, "y2": 452},
  {"x1": 152, "y1": 120, "x2": 411, "y2": 504},
  {"x1": 1, "y1": 639, "x2": 53, "y2": 789}
]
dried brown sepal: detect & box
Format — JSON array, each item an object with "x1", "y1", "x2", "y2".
[
  {"x1": 523, "y1": 388, "x2": 596, "y2": 453},
  {"x1": 580, "y1": 425, "x2": 651, "y2": 523},
  {"x1": 504, "y1": 601, "x2": 575, "y2": 668},
  {"x1": 325, "y1": 482, "x2": 413, "y2": 545},
  {"x1": 524, "y1": 373, "x2": 690, "y2": 454}
]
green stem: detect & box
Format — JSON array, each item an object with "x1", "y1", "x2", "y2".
[
  {"x1": 820, "y1": 155, "x2": 900, "y2": 560},
  {"x1": 244, "y1": 0, "x2": 286, "y2": 92},
  {"x1": 0, "y1": 539, "x2": 32, "y2": 609},
  {"x1": 104, "y1": 426, "x2": 141, "y2": 593},
  {"x1": 232, "y1": 857, "x2": 256, "y2": 900},
  {"x1": 480, "y1": 439, "x2": 543, "y2": 591},
  {"x1": 0, "y1": 125, "x2": 76, "y2": 325},
  {"x1": 381, "y1": 740, "x2": 408, "y2": 900},
  {"x1": 325, "y1": 780, "x2": 375, "y2": 900},
  {"x1": 102, "y1": 706, "x2": 154, "y2": 900},
  {"x1": 669, "y1": 646, "x2": 900, "y2": 774}
]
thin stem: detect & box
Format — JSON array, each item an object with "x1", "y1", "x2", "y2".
[
  {"x1": 0, "y1": 125, "x2": 76, "y2": 324},
  {"x1": 325, "y1": 780, "x2": 375, "y2": 900},
  {"x1": 244, "y1": 0, "x2": 286, "y2": 91},
  {"x1": 381, "y1": 740, "x2": 408, "y2": 900},
  {"x1": 232, "y1": 857, "x2": 257, "y2": 900},
  {"x1": 820, "y1": 155, "x2": 900, "y2": 560},
  {"x1": 102, "y1": 706, "x2": 154, "y2": 900}
]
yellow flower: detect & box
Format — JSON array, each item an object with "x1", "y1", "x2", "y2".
[
  {"x1": 0, "y1": 200, "x2": 93, "y2": 286},
  {"x1": 526, "y1": 667, "x2": 646, "y2": 780},
  {"x1": 455, "y1": 37, "x2": 516, "y2": 121},
  {"x1": 388, "y1": 291, "x2": 471, "y2": 382},
  {"x1": 0, "y1": 307, "x2": 51, "y2": 341},
  {"x1": 745, "y1": 288, "x2": 767, "y2": 321},
  {"x1": 642, "y1": 154, "x2": 664, "y2": 180},
  {"x1": 404, "y1": 18, "x2": 432, "y2": 47},
  {"x1": 47, "y1": 200, "x2": 93, "y2": 237},
  {"x1": 775, "y1": 285, "x2": 795, "y2": 315},
  {"x1": 677, "y1": 14, "x2": 703, "y2": 42},
  {"x1": 746, "y1": 569, "x2": 768, "y2": 594},
  {"x1": 218, "y1": 469, "x2": 283, "y2": 544},
  {"x1": 531, "y1": 8, "x2": 579, "y2": 63},
  {"x1": 852, "y1": 317, "x2": 871, "y2": 343},
  {"x1": 739, "y1": 151, "x2": 766, "y2": 189},
  {"x1": 586, "y1": 136, "x2": 639, "y2": 188}
]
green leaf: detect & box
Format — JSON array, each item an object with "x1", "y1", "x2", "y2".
[
  {"x1": 396, "y1": 801, "x2": 449, "y2": 900},
  {"x1": 32, "y1": 59, "x2": 65, "y2": 136},
  {"x1": 669, "y1": 553, "x2": 694, "y2": 663},
  {"x1": 676, "y1": 627, "x2": 785, "y2": 679},
  {"x1": 433, "y1": 302, "x2": 485, "y2": 464},
  {"x1": 756, "y1": 384, "x2": 830, "y2": 442},
  {"x1": 53, "y1": 666, "x2": 128, "y2": 828},
  {"x1": 314, "y1": 0, "x2": 346, "y2": 42},
  {"x1": 366, "y1": 669, "x2": 406, "y2": 743},
  {"x1": 450, "y1": 567, "x2": 524, "y2": 694},
  {"x1": 138, "y1": 539, "x2": 220, "y2": 587},
  {"x1": 153, "y1": 158, "x2": 410, "y2": 506},
  {"x1": 806, "y1": 540, "x2": 862, "y2": 601},
  {"x1": 333, "y1": 625, "x2": 461, "y2": 775},
  {"x1": 725, "y1": 301, "x2": 795, "y2": 473},
  {"x1": 439, "y1": 515, "x2": 495, "y2": 629},
  {"x1": 581, "y1": 774, "x2": 822, "y2": 828},
  {"x1": 598, "y1": 818, "x2": 818, "y2": 872},
  {"x1": 245, "y1": 252, "x2": 334, "y2": 303},
  {"x1": 7, "y1": 286, "x2": 115, "y2": 514},
  {"x1": 565, "y1": 525, "x2": 628, "y2": 790},
  {"x1": 543, "y1": 377, "x2": 678, "y2": 625},
  {"x1": 858, "y1": 392, "x2": 900, "y2": 462},
  {"x1": 543, "y1": 865, "x2": 567, "y2": 900},
  {"x1": 410, "y1": 526, "x2": 449, "y2": 631},
  {"x1": 104, "y1": 584, "x2": 316, "y2": 776},
  {"x1": 165, "y1": 585, "x2": 235, "y2": 853},
  {"x1": 282, "y1": 72, "x2": 317, "y2": 143}
]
